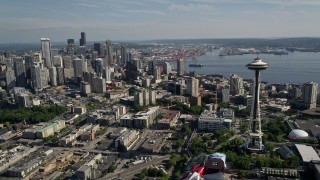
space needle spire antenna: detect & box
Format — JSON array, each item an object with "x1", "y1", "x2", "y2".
[{"x1": 245, "y1": 57, "x2": 268, "y2": 151}]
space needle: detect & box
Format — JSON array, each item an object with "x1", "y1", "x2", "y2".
[{"x1": 245, "y1": 57, "x2": 268, "y2": 151}]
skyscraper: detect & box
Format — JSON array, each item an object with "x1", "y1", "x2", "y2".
[
  {"x1": 24, "y1": 55, "x2": 33, "y2": 86},
  {"x1": 73, "y1": 58, "x2": 83, "y2": 78},
  {"x1": 153, "y1": 66, "x2": 161, "y2": 81},
  {"x1": 67, "y1": 39, "x2": 74, "y2": 45},
  {"x1": 230, "y1": 74, "x2": 244, "y2": 96},
  {"x1": 245, "y1": 58, "x2": 268, "y2": 151},
  {"x1": 93, "y1": 43, "x2": 101, "y2": 56},
  {"x1": 49, "y1": 66, "x2": 57, "y2": 86},
  {"x1": 80, "y1": 32, "x2": 86, "y2": 46},
  {"x1": 92, "y1": 77, "x2": 106, "y2": 93},
  {"x1": 53, "y1": 55, "x2": 63, "y2": 67},
  {"x1": 56, "y1": 67, "x2": 65, "y2": 85},
  {"x1": 302, "y1": 82, "x2": 318, "y2": 109},
  {"x1": 67, "y1": 39, "x2": 75, "y2": 55},
  {"x1": 177, "y1": 59, "x2": 184, "y2": 76},
  {"x1": 41, "y1": 38, "x2": 52, "y2": 67},
  {"x1": 120, "y1": 46, "x2": 127, "y2": 66},
  {"x1": 6, "y1": 67, "x2": 16, "y2": 91},
  {"x1": 104, "y1": 66, "x2": 113, "y2": 83},
  {"x1": 51, "y1": 48, "x2": 59, "y2": 57},
  {"x1": 163, "y1": 62, "x2": 172, "y2": 75},
  {"x1": 186, "y1": 77, "x2": 199, "y2": 96},
  {"x1": 105, "y1": 40, "x2": 113, "y2": 66},
  {"x1": 40, "y1": 67, "x2": 49, "y2": 88},
  {"x1": 63, "y1": 56, "x2": 72, "y2": 69},
  {"x1": 31, "y1": 64, "x2": 42, "y2": 90},
  {"x1": 32, "y1": 53, "x2": 42, "y2": 63},
  {"x1": 14, "y1": 57, "x2": 26, "y2": 87},
  {"x1": 94, "y1": 58, "x2": 104, "y2": 77}
]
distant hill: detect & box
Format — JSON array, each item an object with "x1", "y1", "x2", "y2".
[{"x1": 140, "y1": 37, "x2": 320, "y2": 48}]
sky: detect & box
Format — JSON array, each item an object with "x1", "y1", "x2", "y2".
[{"x1": 0, "y1": 0, "x2": 320, "y2": 43}]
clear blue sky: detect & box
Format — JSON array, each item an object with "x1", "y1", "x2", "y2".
[{"x1": 0, "y1": 0, "x2": 319, "y2": 43}]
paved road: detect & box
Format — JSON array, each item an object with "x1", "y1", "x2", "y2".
[
  {"x1": 49, "y1": 146, "x2": 119, "y2": 155},
  {"x1": 98, "y1": 155, "x2": 170, "y2": 180}
]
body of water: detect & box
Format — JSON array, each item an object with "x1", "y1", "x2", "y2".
[{"x1": 180, "y1": 50, "x2": 320, "y2": 85}]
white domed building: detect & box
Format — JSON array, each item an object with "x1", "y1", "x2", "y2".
[{"x1": 287, "y1": 129, "x2": 309, "y2": 140}]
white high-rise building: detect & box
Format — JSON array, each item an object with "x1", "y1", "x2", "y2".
[
  {"x1": 134, "y1": 90, "x2": 157, "y2": 106},
  {"x1": 32, "y1": 53, "x2": 42, "y2": 63},
  {"x1": 177, "y1": 59, "x2": 184, "y2": 76},
  {"x1": 149, "y1": 90, "x2": 156, "y2": 105},
  {"x1": 53, "y1": 55, "x2": 63, "y2": 67},
  {"x1": 187, "y1": 77, "x2": 199, "y2": 96},
  {"x1": 63, "y1": 56, "x2": 72, "y2": 69},
  {"x1": 134, "y1": 91, "x2": 144, "y2": 106},
  {"x1": 41, "y1": 38, "x2": 52, "y2": 67},
  {"x1": 40, "y1": 67, "x2": 49, "y2": 88},
  {"x1": 230, "y1": 74, "x2": 244, "y2": 96},
  {"x1": 153, "y1": 66, "x2": 161, "y2": 80},
  {"x1": 302, "y1": 82, "x2": 318, "y2": 109},
  {"x1": 105, "y1": 66, "x2": 114, "y2": 83},
  {"x1": 163, "y1": 62, "x2": 172, "y2": 75},
  {"x1": 49, "y1": 66, "x2": 57, "y2": 86}
]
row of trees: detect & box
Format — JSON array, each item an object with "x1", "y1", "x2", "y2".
[
  {"x1": 168, "y1": 154, "x2": 189, "y2": 179},
  {"x1": 171, "y1": 101, "x2": 205, "y2": 115},
  {"x1": 225, "y1": 150, "x2": 300, "y2": 170},
  {"x1": 138, "y1": 167, "x2": 168, "y2": 180},
  {"x1": 0, "y1": 104, "x2": 67, "y2": 124}
]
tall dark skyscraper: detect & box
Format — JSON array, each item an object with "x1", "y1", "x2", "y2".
[
  {"x1": 67, "y1": 39, "x2": 75, "y2": 45},
  {"x1": 94, "y1": 43, "x2": 101, "y2": 56},
  {"x1": 24, "y1": 55, "x2": 33, "y2": 76},
  {"x1": 80, "y1": 32, "x2": 86, "y2": 46},
  {"x1": 14, "y1": 57, "x2": 26, "y2": 87},
  {"x1": 67, "y1": 39, "x2": 75, "y2": 55},
  {"x1": 105, "y1": 40, "x2": 113, "y2": 66},
  {"x1": 24, "y1": 55, "x2": 33, "y2": 86}
]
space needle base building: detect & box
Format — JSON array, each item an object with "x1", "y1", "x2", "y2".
[{"x1": 245, "y1": 57, "x2": 268, "y2": 151}]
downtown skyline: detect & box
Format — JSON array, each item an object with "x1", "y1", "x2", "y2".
[{"x1": 1, "y1": 0, "x2": 320, "y2": 43}]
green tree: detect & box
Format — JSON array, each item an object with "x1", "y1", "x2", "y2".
[
  {"x1": 269, "y1": 157, "x2": 283, "y2": 168},
  {"x1": 240, "y1": 123, "x2": 249, "y2": 133},
  {"x1": 4, "y1": 121, "x2": 10, "y2": 127},
  {"x1": 237, "y1": 170, "x2": 245, "y2": 179},
  {"x1": 182, "y1": 124, "x2": 192, "y2": 136},
  {"x1": 190, "y1": 137, "x2": 206, "y2": 153},
  {"x1": 202, "y1": 135, "x2": 211, "y2": 142},
  {"x1": 107, "y1": 165, "x2": 116, "y2": 173},
  {"x1": 265, "y1": 142, "x2": 274, "y2": 152},
  {"x1": 234, "y1": 156, "x2": 251, "y2": 170},
  {"x1": 287, "y1": 156, "x2": 300, "y2": 168},
  {"x1": 176, "y1": 138, "x2": 184, "y2": 148}
]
